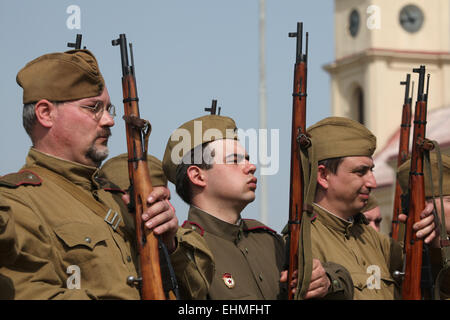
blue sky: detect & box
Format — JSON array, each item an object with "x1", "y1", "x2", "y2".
[{"x1": 0, "y1": 1, "x2": 334, "y2": 232}]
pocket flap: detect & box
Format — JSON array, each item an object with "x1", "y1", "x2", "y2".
[{"x1": 54, "y1": 222, "x2": 108, "y2": 250}]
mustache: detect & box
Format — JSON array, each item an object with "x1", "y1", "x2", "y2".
[{"x1": 97, "y1": 128, "x2": 112, "y2": 139}]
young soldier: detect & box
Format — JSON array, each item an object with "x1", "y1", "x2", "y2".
[
  {"x1": 162, "y1": 114, "x2": 354, "y2": 300},
  {"x1": 301, "y1": 116, "x2": 438, "y2": 299},
  {"x1": 0, "y1": 49, "x2": 207, "y2": 299}
]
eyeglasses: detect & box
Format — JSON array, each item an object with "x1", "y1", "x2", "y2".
[{"x1": 79, "y1": 101, "x2": 116, "y2": 120}]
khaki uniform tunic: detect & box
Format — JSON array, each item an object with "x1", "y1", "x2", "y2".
[
  {"x1": 0, "y1": 148, "x2": 211, "y2": 299},
  {"x1": 182, "y1": 206, "x2": 285, "y2": 300},
  {"x1": 0, "y1": 196, "x2": 18, "y2": 266},
  {"x1": 310, "y1": 203, "x2": 403, "y2": 300}
]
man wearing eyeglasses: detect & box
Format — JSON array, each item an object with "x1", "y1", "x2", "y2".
[{"x1": 0, "y1": 49, "x2": 207, "y2": 299}]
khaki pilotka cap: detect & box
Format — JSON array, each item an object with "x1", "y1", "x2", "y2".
[
  {"x1": 162, "y1": 115, "x2": 238, "y2": 184},
  {"x1": 100, "y1": 153, "x2": 168, "y2": 190},
  {"x1": 362, "y1": 194, "x2": 379, "y2": 212},
  {"x1": 290, "y1": 116, "x2": 377, "y2": 299},
  {"x1": 397, "y1": 153, "x2": 450, "y2": 197},
  {"x1": 307, "y1": 116, "x2": 377, "y2": 161},
  {"x1": 16, "y1": 49, "x2": 105, "y2": 104}
]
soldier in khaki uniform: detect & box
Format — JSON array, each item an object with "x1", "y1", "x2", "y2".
[
  {"x1": 162, "y1": 114, "x2": 354, "y2": 300},
  {"x1": 397, "y1": 152, "x2": 450, "y2": 299},
  {"x1": 302, "y1": 117, "x2": 438, "y2": 299},
  {"x1": 0, "y1": 49, "x2": 209, "y2": 299}
]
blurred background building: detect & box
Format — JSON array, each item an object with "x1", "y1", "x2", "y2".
[{"x1": 324, "y1": 0, "x2": 450, "y2": 235}]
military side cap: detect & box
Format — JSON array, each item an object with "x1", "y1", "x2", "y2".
[
  {"x1": 100, "y1": 153, "x2": 167, "y2": 190},
  {"x1": 362, "y1": 194, "x2": 378, "y2": 212},
  {"x1": 307, "y1": 117, "x2": 377, "y2": 161},
  {"x1": 17, "y1": 49, "x2": 105, "y2": 104},
  {"x1": 397, "y1": 153, "x2": 450, "y2": 197},
  {"x1": 162, "y1": 115, "x2": 238, "y2": 184}
]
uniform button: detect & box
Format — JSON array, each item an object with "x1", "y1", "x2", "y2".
[
  {"x1": 127, "y1": 256, "x2": 132, "y2": 262},
  {"x1": 259, "y1": 273, "x2": 263, "y2": 281},
  {"x1": 245, "y1": 248, "x2": 249, "y2": 254},
  {"x1": 84, "y1": 237, "x2": 91, "y2": 244},
  {"x1": 332, "y1": 279, "x2": 341, "y2": 288}
]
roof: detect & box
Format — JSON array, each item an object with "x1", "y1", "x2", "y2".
[{"x1": 373, "y1": 106, "x2": 450, "y2": 188}]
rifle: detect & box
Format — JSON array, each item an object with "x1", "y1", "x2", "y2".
[
  {"x1": 287, "y1": 22, "x2": 309, "y2": 300},
  {"x1": 112, "y1": 34, "x2": 174, "y2": 300},
  {"x1": 67, "y1": 34, "x2": 84, "y2": 49},
  {"x1": 391, "y1": 74, "x2": 413, "y2": 241},
  {"x1": 402, "y1": 65, "x2": 433, "y2": 299}
]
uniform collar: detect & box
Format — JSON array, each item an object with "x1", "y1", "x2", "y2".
[
  {"x1": 312, "y1": 203, "x2": 368, "y2": 235},
  {"x1": 187, "y1": 205, "x2": 243, "y2": 243},
  {"x1": 25, "y1": 148, "x2": 101, "y2": 191}
]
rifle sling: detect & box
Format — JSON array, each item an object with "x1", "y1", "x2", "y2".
[
  {"x1": 423, "y1": 142, "x2": 450, "y2": 299},
  {"x1": 28, "y1": 166, "x2": 127, "y2": 238}
]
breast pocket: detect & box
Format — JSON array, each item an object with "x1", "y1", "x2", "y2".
[
  {"x1": 352, "y1": 271, "x2": 396, "y2": 300},
  {"x1": 54, "y1": 222, "x2": 109, "y2": 265}
]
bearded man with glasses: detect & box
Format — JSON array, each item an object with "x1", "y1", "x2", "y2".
[{"x1": 0, "y1": 49, "x2": 209, "y2": 299}]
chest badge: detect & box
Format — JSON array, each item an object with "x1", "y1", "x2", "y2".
[{"x1": 222, "y1": 273, "x2": 235, "y2": 289}]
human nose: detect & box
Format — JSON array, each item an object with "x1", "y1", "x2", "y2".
[
  {"x1": 365, "y1": 171, "x2": 377, "y2": 189},
  {"x1": 99, "y1": 109, "x2": 115, "y2": 127},
  {"x1": 244, "y1": 160, "x2": 257, "y2": 175}
]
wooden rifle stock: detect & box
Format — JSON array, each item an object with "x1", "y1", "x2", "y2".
[
  {"x1": 391, "y1": 74, "x2": 412, "y2": 241},
  {"x1": 112, "y1": 34, "x2": 166, "y2": 300},
  {"x1": 402, "y1": 66, "x2": 431, "y2": 300},
  {"x1": 287, "y1": 22, "x2": 308, "y2": 300}
]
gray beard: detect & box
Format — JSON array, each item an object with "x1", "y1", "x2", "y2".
[{"x1": 86, "y1": 145, "x2": 109, "y2": 167}]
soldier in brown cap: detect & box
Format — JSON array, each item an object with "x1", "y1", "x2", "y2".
[
  {"x1": 301, "y1": 116, "x2": 438, "y2": 299},
  {"x1": 397, "y1": 152, "x2": 450, "y2": 299},
  {"x1": 362, "y1": 195, "x2": 382, "y2": 232},
  {"x1": 0, "y1": 49, "x2": 202, "y2": 299},
  {"x1": 162, "y1": 114, "x2": 354, "y2": 300}
]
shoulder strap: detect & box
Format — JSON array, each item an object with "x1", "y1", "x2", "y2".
[
  {"x1": 0, "y1": 170, "x2": 42, "y2": 188},
  {"x1": 181, "y1": 220, "x2": 205, "y2": 237}
]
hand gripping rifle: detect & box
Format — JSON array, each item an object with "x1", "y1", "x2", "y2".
[
  {"x1": 402, "y1": 66, "x2": 433, "y2": 299},
  {"x1": 287, "y1": 22, "x2": 311, "y2": 300},
  {"x1": 112, "y1": 34, "x2": 177, "y2": 300},
  {"x1": 391, "y1": 74, "x2": 413, "y2": 241}
]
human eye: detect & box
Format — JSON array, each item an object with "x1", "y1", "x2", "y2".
[{"x1": 92, "y1": 101, "x2": 104, "y2": 113}]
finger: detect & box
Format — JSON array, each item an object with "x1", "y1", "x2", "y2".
[
  {"x1": 144, "y1": 202, "x2": 173, "y2": 229},
  {"x1": 153, "y1": 214, "x2": 179, "y2": 235},
  {"x1": 424, "y1": 229, "x2": 438, "y2": 244},
  {"x1": 398, "y1": 213, "x2": 407, "y2": 223},
  {"x1": 303, "y1": 286, "x2": 327, "y2": 299},
  {"x1": 420, "y1": 202, "x2": 434, "y2": 219},
  {"x1": 310, "y1": 260, "x2": 326, "y2": 282},
  {"x1": 279, "y1": 270, "x2": 288, "y2": 282},
  {"x1": 415, "y1": 221, "x2": 436, "y2": 240},
  {"x1": 147, "y1": 187, "x2": 170, "y2": 204},
  {"x1": 122, "y1": 193, "x2": 130, "y2": 205},
  {"x1": 413, "y1": 214, "x2": 435, "y2": 232}
]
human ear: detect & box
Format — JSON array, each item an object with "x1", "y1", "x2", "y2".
[
  {"x1": 316, "y1": 164, "x2": 329, "y2": 190},
  {"x1": 186, "y1": 165, "x2": 207, "y2": 188},
  {"x1": 34, "y1": 99, "x2": 57, "y2": 128}
]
